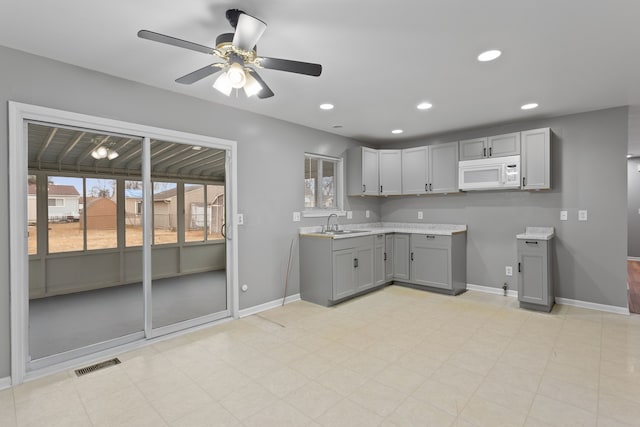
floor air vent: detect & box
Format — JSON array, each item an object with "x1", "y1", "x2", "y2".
[{"x1": 74, "y1": 358, "x2": 121, "y2": 377}]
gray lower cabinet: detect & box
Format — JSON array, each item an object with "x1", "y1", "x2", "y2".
[
  {"x1": 406, "y1": 233, "x2": 467, "y2": 294},
  {"x1": 385, "y1": 234, "x2": 394, "y2": 281},
  {"x1": 392, "y1": 234, "x2": 410, "y2": 280},
  {"x1": 300, "y1": 235, "x2": 378, "y2": 306},
  {"x1": 374, "y1": 234, "x2": 386, "y2": 286},
  {"x1": 517, "y1": 239, "x2": 553, "y2": 312}
]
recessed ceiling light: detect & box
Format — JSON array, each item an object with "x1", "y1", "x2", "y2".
[
  {"x1": 627, "y1": 154, "x2": 633, "y2": 158},
  {"x1": 192, "y1": 146, "x2": 202, "y2": 151},
  {"x1": 521, "y1": 103, "x2": 539, "y2": 110},
  {"x1": 391, "y1": 129, "x2": 403, "y2": 134},
  {"x1": 417, "y1": 102, "x2": 433, "y2": 110},
  {"x1": 477, "y1": 50, "x2": 502, "y2": 62},
  {"x1": 319, "y1": 103, "x2": 334, "y2": 110}
]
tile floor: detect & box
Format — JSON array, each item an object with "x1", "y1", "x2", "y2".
[{"x1": 1, "y1": 285, "x2": 640, "y2": 426}]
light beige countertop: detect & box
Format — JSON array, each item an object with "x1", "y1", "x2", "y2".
[
  {"x1": 516, "y1": 226, "x2": 555, "y2": 240},
  {"x1": 299, "y1": 222, "x2": 467, "y2": 239}
]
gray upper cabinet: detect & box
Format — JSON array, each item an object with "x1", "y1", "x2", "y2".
[
  {"x1": 459, "y1": 137, "x2": 487, "y2": 161},
  {"x1": 379, "y1": 150, "x2": 402, "y2": 195},
  {"x1": 401, "y1": 146, "x2": 428, "y2": 194},
  {"x1": 517, "y1": 238, "x2": 553, "y2": 312},
  {"x1": 488, "y1": 132, "x2": 521, "y2": 157},
  {"x1": 459, "y1": 132, "x2": 521, "y2": 160},
  {"x1": 392, "y1": 233, "x2": 410, "y2": 280},
  {"x1": 521, "y1": 128, "x2": 551, "y2": 190},
  {"x1": 347, "y1": 146, "x2": 379, "y2": 196},
  {"x1": 401, "y1": 142, "x2": 458, "y2": 195},
  {"x1": 429, "y1": 142, "x2": 459, "y2": 193}
]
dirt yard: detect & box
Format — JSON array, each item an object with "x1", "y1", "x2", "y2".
[{"x1": 28, "y1": 222, "x2": 223, "y2": 254}]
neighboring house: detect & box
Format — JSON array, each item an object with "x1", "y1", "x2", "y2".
[
  {"x1": 28, "y1": 183, "x2": 80, "y2": 222},
  {"x1": 79, "y1": 197, "x2": 117, "y2": 230}
]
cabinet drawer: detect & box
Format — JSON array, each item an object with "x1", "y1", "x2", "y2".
[
  {"x1": 517, "y1": 239, "x2": 547, "y2": 253},
  {"x1": 411, "y1": 233, "x2": 451, "y2": 248},
  {"x1": 332, "y1": 235, "x2": 374, "y2": 251}
]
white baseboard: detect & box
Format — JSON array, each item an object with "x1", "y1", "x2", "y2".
[
  {"x1": 627, "y1": 257, "x2": 640, "y2": 262},
  {"x1": 0, "y1": 376, "x2": 11, "y2": 390},
  {"x1": 239, "y1": 294, "x2": 301, "y2": 318},
  {"x1": 467, "y1": 283, "x2": 518, "y2": 298},
  {"x1": 555, "y1": 297, "x2": 630, "y2": 315}
]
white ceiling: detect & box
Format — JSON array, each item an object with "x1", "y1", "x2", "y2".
[{"x1": 1, "y1": 0, "x2": 640, "y2": 145}]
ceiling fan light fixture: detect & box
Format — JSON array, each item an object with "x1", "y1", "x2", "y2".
[
  {"x1": 227, "y1": 62, "x2": 246, "y2": 88},
  {"x1": 243, "y1": 71, "x2": 263, "y2": 97},
  {"x1": 91, "y1": 146, "x2": 108, "y2": 159},
  {"x1": 213, "y1": 72, "x2": 233, "y2": 96},
  {"x1": 107, "y1": 149, "x2": 119, "y2": 160}
]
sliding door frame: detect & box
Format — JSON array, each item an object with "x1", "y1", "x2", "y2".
[{"x1": 9, "y1": 101, "x2": 239, "y2": 384}]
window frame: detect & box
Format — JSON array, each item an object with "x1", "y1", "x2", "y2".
[{"x1": 303, "y1": 153, "x2": 346, "y2": 218}]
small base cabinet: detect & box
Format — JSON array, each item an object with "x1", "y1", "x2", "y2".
[
  {"x1": 517, "y1": 238, "x2": 554, "y2": 312},
  {"x1": 300, "y1": 235, "x2": 378, "y2": 307},
  {"x1": 405, "y1": 233, "x2": 467, "y2": 295}
]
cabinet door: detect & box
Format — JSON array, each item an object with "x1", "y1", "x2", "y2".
[
  {"x1": 459, "y1": 137, "x2": 487, "y2": 161},
  {"x1": 333, "y1": 248, "x2": 356, "y2": 299},
  {"x1": 379, "y1": 150, "x2": 402, "y2": 195},
  {"x1": 429, "y1": 142, "x2": 459, "y2": 193},
  {"x1": 362, "y1": 147, "x2": 380, "y2": 195},
  {"x1": 355, "y1": 244, "x2": 374, "y2": 291},
  {"x1": 410, "y1": 235, "x2": 451, "y2": 290},
  {"x1": 518, "y1": 244, "x2": 548, "y2": 305},
  {"x1": 488, "y1": 132, "x2": 520, "y2": 157},
  {"x1": 401, "y1": 147, "x2": 428, "y2": 194},
  {"x1": 392, "y1": 234, "x2": 410, "y2": 280},
  {"x1": 385, "y1": 234, "x2": 394, "y2": 281},
  {"x1": 374, "y1": 237, "x2": 386, "y2": 286},
  {"x1": 521, "y1": 128, "x2": 550, "y2": 190}
]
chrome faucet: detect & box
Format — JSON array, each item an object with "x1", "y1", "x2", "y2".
[{"x1": 326, "y1": 213, "x2": 339, "y2": 232}]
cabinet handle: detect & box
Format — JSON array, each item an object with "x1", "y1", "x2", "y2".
[
  {"x1": 363, "y1": 184, "x2": 366, "y2": 193},
  {"x1": 384, "y1": 252, "x2": 387, "y2": 261},
  {"x1": 489, "y1": 147, "x2": 492, "y2": 157},
  {"x1": 525, "y1": 241, "x2": 539, "y2": 245},
  {"x1": 522, "y1": 177, "x2": 526, "y2": 187},
  {"x1": 425, "y1": 183, "x2": 428, "y2": 192},
  {"x1": 354, "y1": 258, "x2": 359, "y2": 268},
  {"x1": 426, "y1": 235, "x2": 435, "y2": 239},
  {"x1": 410, "y1": 252, "x2": 414, "y2": 261},
  {"x1": 380, "y1": 185, "x2": 383, "y2": 193},
  {"x1": 429, "y1": 183, "x2": 432, "y2": 191},
  {"x1": 518, "y1": 262, "x2": 521, "y2": 273},
  {"x1": 483, "y1": 147, "x2": 486, "y2": 157}
]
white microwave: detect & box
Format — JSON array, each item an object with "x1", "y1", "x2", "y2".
[{"x1": 458, "y1": 155, "x2": 520, "y2": 191}]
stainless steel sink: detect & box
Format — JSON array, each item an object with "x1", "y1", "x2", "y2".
[{"x1": 321, "y1": 229, "x2": 370, "y2": 235}]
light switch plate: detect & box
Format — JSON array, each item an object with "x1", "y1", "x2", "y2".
[
  {"x1": 505, "y1": 266, "x2": 513, "y2": 276},
  {"x1": 560, "y1": 210, "x2": 568, "y2": 221},
  {"x1": 418, "y1": 211, "x2": 423, "y2": 220},
  {"x1": 237, "y1": 213, "x2": 244, "y2": 225},
  {"x1": 347, "y1": 211, "x2": 353, "y2": 219},
  {"x1": 293, "y1": 212, "x2": 301, "y2": 222},
  {"x1": 578, "y1": 210, "x2": 588, "y2": 221},
  {"x1": 365, "y1": 210, "x2": 370, "y2": 218}
]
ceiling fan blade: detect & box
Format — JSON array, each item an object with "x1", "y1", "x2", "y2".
[
  {"x1": 258, "y1": 57, "x2": 322, "y2": 76},
  {"x1": 247, "y1": 69, "x2": 274, "y2": 99},
  {"x1": 138, "y1": 30, "x2": 215, "y2": 55},
  {"x1": 175, "y1": 64, "x2": 224, "y2": 84},
  {"x1": 232, "y1": 13, "x2": 267, "y2": 51}
]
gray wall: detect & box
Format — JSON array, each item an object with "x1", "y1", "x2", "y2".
[
  {"x1": 377, "y1": 107, "x2": 629, "y2": 309},
  {"x1": 0, "y1": 45, "x2": 380, "y2": 378},
  {"x1": 628, "y1": 158, "x2": 640, "y2": 257}
]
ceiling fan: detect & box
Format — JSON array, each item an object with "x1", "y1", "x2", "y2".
[{"x1": 138, "y1": 9, "x2": 322, "y2": 99}]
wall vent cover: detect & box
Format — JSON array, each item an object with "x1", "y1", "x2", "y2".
[{"x1": 74, "y1": 358, "x2": 121, "y2": 377}]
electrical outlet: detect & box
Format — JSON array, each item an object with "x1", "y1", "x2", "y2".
[
  {"x1": 560, "y1": 210, "x2": 568, "y2": 221},
  {"x1": 293, "y1": 212, "x2": 301, "y2": 222},
  {"x1": 505, "y1": 266, "x2": 513, "y2": 276},
  {"x1": 418, "y1": 211, "x2": 423, "y2": 220},
  {"x1": 365, "y1": 210, "x2": 370, "y2": 218},
  {"x1": 578, "y1": 210, "x2": 588, "y2": 221},
  {"x1": 347, "y1": 211, "x2": 353, "y2": 219},
  {"x1": 237, "y1": 213, "x2": 244, "y2": 225}
]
